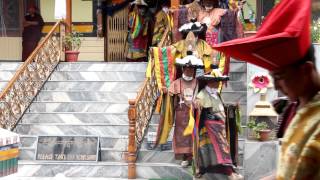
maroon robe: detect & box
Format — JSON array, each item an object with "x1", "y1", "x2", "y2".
[{"x1": 22, "y1": 13, "x2": 44, "y2": 61}]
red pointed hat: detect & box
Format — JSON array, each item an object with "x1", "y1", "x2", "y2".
[{"x1": 213, "y1": 0, "x2": 311, "y2": 71}]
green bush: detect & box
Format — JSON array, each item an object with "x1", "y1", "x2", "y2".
[
  {"x1": 312, "y1": 19, "x2": 320, "y2": 43},
  {"x1": 64, "y1": 31, "x2": 82, "y2": 51},
  {"x1": 247, "y1": 120, "x2": 269, "y2": 138}
]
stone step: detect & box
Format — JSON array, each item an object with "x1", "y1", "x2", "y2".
[
  {"x1": 18, "y1": 147, "x2": 179, "y2": 164},
  {"x1": 27, "y1": 102, "x2": 129, "y2": 113},
  {"x1": 221, "y1": 91, "x2": 247, "y2": 103},
  {"x1": 4, "y1": 161, "x2": 192, "y2": 179},
  {"x1": 19, "y1": 134, "x2": 245, "y2": 154},
  {"x1": 1, "y1": 80, "x2": 247, "y2": 92},
  {"x1": 19, "y1": 135, "x2": 130, "y2": 149},
  {"x1": 21, "y1": 113, "x2": 160, "y2": 124},
  {"x1": 228, "y1": 61, "x2": 247, "y2": 73},
  {"x1": 228, "y1": 72, "x2": 246, "y2": 81},
  {"x1": 40, "y1": 81, "x2": 143, "y2": 92},
  {"x1": 0, "y1": 68, "x2": 244, "y2": 81},
  {"x1": 27, "y1": 101, "x2": 247, "y2": 115},
  {"x1": 54, "y1": 62, "x2": 245, "y2": 73},
  {"x1": 244, "y1": 140, "x2": 279, "y2": 180},
  {"x1": 55, "y1": 62, "x2": 147, "y2": 72},
  {"x1": 0, "y1": 62, "x2": 21, "y2": 70},
  {"x1": 34, "y1": 91, "x2": 138, "y2": 102},
  {"x1": 0, "y1": 81, "x2": 9, "y2": 91},
  {"x1": 0, "y1": 71, "x2": 17, "y2": 81},
  {"x1": 1, "y1": 177, "x2": 148, "y2": 180},
  {"x1": 48, "y1": 71, "x2": 145, "y2": 82},
  {"x1": 222, "y1": 80, "x2": 247, "y2": 92},
  {"x1": 15, "y1": 124, "x2": 158, "y2": 136}
]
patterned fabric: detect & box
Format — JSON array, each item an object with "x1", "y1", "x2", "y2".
[
  {"x1": 152, "y1": 10, "x2": 173, "y2": 46},
  {"x1": 195, "y1": 89, "x2": 232, "y2": 174},
  {"x1": 173, "y1": 103, "x2": 193, "y2": 154},
  {"x1": 168, "y1": 78, "x2": 198, "y2": 155},
  {"x1": 147, "y1": 47, "x2": 176, "y2": 89},
  {"x1": 206, "y1": 30, "x2": 220, "y2": 47},
  {"x1": 172, "y1": 39, "x2": 214, "y2": 73},
  {"x1": 171, "y1": 7, "x2": 188, "y2": 42},
  {"x1": 127, "y1": 10, "x2": 149, "y2": 59},
  {"x1": 220, "y1": 10, "x2": 238, "y2": 42},
  {"x1": 275, "y1": 101, "x2": 298, "y2": 138},
  {"x1": 277, "y1": 92, "x2": 320, "y2": 180},
  {"x1": 198, "y1": 8, "x2": 226, "y2": 32},
  {"x1": 205, "y1": 120, "x2": 232, "y2": 164}
]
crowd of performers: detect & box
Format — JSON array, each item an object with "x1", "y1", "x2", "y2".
[
  {"x1": 98, "y1": 0, "x2": 320, "y2": 179},
  {"x1": 122, "y1": 0, "x2": 246, "y2": 179},
  {"x1": 125, "y1": 0, "x2": 245, "y2": 62},
  {"x1": 96, "y1": 0, "x2": 245, "y2": 179}
]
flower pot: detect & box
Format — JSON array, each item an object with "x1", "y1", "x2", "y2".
[
  {"x1": 65, "y1": 51, "x2": 80, "y2": 62},
  {"x1": 258, "y1": 129, "x2": 271, "y2": 141}
]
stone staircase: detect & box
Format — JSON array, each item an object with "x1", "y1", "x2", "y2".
[
  {"x1": 0, "y1": 62, "x2": 191, "y2": 180},
  {"x1": 0, "y1": 61, "x2": 247, "y2": 179}
]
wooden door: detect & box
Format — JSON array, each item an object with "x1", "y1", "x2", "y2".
[{"x1": 105, "y1": 6, "x2": 128, "y2": 62}]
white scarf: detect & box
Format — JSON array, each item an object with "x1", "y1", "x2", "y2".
[
  {"x1": 205, "y1": 86, "x2": 218, "y2": 99},
  {"x1": 182, "y1": 73, "x2": 194, "y2": 81}
]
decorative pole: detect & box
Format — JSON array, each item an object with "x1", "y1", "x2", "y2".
[
  {"x1": 128, "y1": 99, "x2": 137, "y2": 179},
  {"x1": 66, "y1": 0, "x2": 72, "y2": 33}
]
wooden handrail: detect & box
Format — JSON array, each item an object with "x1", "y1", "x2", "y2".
[
  {"x1": 0, "y1": 21, "x2": 63, "y2": 99},
  {"x1": 0, "y1": 20, "x2": 64, "y2": 130},
  {"x1": 127, "y1": 25, "x2": 170, "y2": 179}
]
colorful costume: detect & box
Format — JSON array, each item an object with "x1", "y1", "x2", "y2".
[
  {"x1": 278, "y1": 92, "x2": 320, "y2": 179},
  {"x1": 172, "y1": 39, "x2": 213, "y2": 73},
  {"x1": 167, "y1": 54, "x2": 203, "y2": 159},
  {"x1": 194, "y1": 67, "x2": 237, "y2": 178},
  {"x1": 152, "y1": 9, "x2": 173, "y2": 46},
  {"x1": 198, "y1": 8, "x2": 226, "y2": 47},
  {"x1": 126, "y1": 0, "x2": 149, "y2": 61},
  {"x1": 169, "y1": 78, "x2": 198, "y2": 156},
  {"x1": 176, "y1": 21, "x2": 215, "y2": 73}
]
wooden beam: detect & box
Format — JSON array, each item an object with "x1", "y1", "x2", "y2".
[{"x1": 66, "y1": 0, "x2": 72, "y2": 33}]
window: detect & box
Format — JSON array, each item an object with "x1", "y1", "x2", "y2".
[{"x1": 0, "y1": 0, "x2": 21, "y2": 36}]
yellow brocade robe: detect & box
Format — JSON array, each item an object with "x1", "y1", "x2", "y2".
[
  {"x1": 152, "y1": 10, "x2": 173, "y2": 46},
  {"x1": 171, "y1": 39, "x2": 214, "y2": 73},
  {"x1": 277, "y1": 92, "x2": 320, "y2": 180}
]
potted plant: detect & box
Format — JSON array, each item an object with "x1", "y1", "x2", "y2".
[
  {"x1": 247, "y1": 120, "x2": 271, "y2": 141},
  {"x1": 246, "y1": 119, "x2": 257, "y2": 140},
  {"x1": 64, "y1": 30, "x2": 82, "y2": 62},
  {"x1": 254, "y1": 122, "x2": 271, "y2": 141}
]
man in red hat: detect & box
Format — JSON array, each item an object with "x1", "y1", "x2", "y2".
[{"x1": 212, "y1": 0, "x2": 320, "y2": 179}]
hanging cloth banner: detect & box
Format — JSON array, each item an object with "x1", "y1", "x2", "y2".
[
  {"x1": 55, "y1": 0, "x2": 66, "y2": 20},
  {"x1": 147, "y1": 46, "x2": 176, "y2": 90}
]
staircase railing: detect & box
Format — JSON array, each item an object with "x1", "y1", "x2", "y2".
[
  {"x1": 127, "y1": 27, "x2": 171, "y2": 179},
  {"x1": 0, "y1": 20, "x2": 65, "y2": 130}
]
